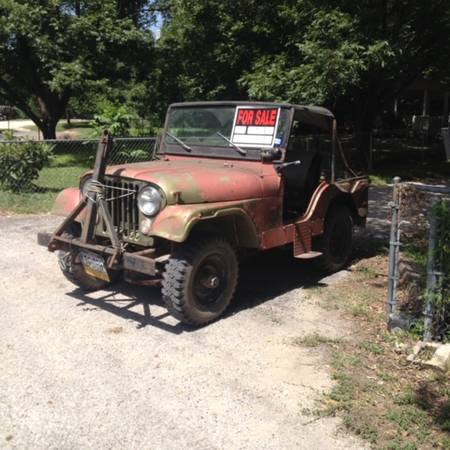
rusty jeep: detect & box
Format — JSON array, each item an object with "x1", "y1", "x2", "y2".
[{"x1": 39, "y1": 102, "x2": 369, "y2": 326}]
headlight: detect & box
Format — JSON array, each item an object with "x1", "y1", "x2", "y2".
[
  {"x1": 138, "y1": 186, "x2": 163, "y2": 216},
  {"x1": 80, "y1": 176, "x2": 92, "y2": 197}
]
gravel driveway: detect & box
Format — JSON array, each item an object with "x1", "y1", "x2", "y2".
[{"x1": 0, "y1": 189, "x2": 390, "y2": 449}]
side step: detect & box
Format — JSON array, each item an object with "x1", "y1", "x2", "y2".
[
  {"x1": 294, "y1": 251, "x2": 322, "y2": 259},
  {"x1": 293, "y1": 222, "x2": 322, "y2": 259}
]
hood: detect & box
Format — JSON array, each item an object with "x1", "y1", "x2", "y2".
[{"x1": 105, "y1": 157, "x2": 279, "y2": 204}]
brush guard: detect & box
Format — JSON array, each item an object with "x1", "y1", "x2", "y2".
[{"x1": 41, "y1": 131, "x2": 160, "y2": 276}]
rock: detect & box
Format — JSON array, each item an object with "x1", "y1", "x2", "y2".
[
  {"x1": 394, "y1": 342, "x2": 407, "y2": 353},
  {"x1": 407, "y1": 341, "x2": 450, "y2": 372}
]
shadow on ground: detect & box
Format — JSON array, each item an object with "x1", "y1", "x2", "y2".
[{"x1": 67, "y1": 223, "x2": 388, "y2": 333}]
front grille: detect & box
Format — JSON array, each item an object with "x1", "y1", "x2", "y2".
[{"x1": 96, "y1": 177, "x2": 144, "y2": 243}]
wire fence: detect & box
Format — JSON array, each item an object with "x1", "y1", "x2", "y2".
[
  {"x1": 1, "y1": 137, "x2": 156, "y2": 186},
  {"x1": 387, "y1": 181, "x2": 450, "y2": 342},
  {"x1": 0, "y1": 137, "x2": 156, "y2": 213},
  {"x1": 0, "y1": 130, "x2": 447, "y2": 214}
]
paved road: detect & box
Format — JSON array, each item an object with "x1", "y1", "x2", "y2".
[
  {"x1": 0, "y1": 119, "x2": 86, "y2": 139},
  {"x1": 0, "y1": 188, "x2": 391, "y2": 449}
]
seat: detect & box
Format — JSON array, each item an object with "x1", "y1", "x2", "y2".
[{"x1": 283, "y1": 141, "x2": 322, "y2": 216}]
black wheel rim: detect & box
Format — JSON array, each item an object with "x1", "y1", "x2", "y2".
[{"x1": 192, "y1": 253, "x2": 227, "y2": 311}]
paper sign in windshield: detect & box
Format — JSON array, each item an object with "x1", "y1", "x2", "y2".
[{"x1": 231, "y1": 107, "x2": 280, "y2": 147}]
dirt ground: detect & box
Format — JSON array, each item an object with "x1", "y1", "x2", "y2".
[{"x1": 0, "y1": 188, "x2": 391, "y2": 450}]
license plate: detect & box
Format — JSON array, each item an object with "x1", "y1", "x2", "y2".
[{"x1": 79, "y1": 251, "x2": 110, "y2": 282}]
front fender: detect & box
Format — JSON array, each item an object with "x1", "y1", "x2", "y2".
[
  {"x1": 149, "y1": 201, "x2": 258, "y2": 244},
  {"x1": 52, "y1": 188, "x2": 84, "y2": 220}
]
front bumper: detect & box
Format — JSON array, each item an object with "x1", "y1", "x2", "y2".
[{"x1": 37, "y1": 232, "x2": 163, "y2": 276}]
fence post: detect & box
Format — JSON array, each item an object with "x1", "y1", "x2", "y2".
[
  {"x1": 387, "y1": 177, "x2": 402, "y2": 316},
  {"x1": 423, "y1": 197, "x2": 442, "y2": 342}
]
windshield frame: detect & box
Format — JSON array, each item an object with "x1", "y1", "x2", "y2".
[{"x1": 158, "y1": 103, "x2": 294, "y2": 161}]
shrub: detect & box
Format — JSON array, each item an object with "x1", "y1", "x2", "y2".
[
  {"x1": 433, "y1": 200, "x2": 450, "y2": 342},
  {"x1": 0, "y1": 141, "x2": 52, "y2": 192},
  {"x1": 90, "y1": 103, "x2": 137, "y2": 137}
]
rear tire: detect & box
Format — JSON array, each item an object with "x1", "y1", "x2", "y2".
[
  {"x1": 314, "y1": 205, "x2": 353, "y2": 273},
  {"x1": 161, "y1": 237, "x2": 238, "y2": 326},
  {"x1": 58, "y1": 229, "x2": 119, "y2": 292}
]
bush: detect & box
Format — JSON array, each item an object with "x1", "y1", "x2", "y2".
[
  {"x1": 90, "y1": 103, "x2": 137, "y2": 137},
  {"x1": 433, "y1": 200, "x2": 450, "y2": 342},
  {"x1": 0, "y1": 141, "x2": 52, "y2": 192}
]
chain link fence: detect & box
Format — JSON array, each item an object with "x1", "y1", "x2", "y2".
[
  {"x1": 0, "y1": 137, "x2": 156, "y2": 214},
  {"x1": 387, "y1": 181, "x2": 450, "y2": 342}
]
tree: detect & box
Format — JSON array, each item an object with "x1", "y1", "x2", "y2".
[
  {"x1": 157, "y1": 0, "x2": 450, "y2": 133},
  {"x1": 0, "y1": 0, "x2": 154, "y2": 138},
  {"x1": 157, "y1": 0, "x2": 289, "y2": 101},
  {"x1": 242, "y1": 0, "x2": 450, "y2": 131}
]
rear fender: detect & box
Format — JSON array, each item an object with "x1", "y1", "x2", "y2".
[{"x1": 305, "y1": 179, "x2": 369, "y2": 224}]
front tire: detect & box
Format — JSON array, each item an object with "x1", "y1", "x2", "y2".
[
  {"x1": 314, "y1": 205, "x2": 354, "y2": 273},
  {"x1": 161, "y1": 238, "x2": 239, "y2": 326},
  {"x1": 58, "y1": 231, "x2": 119, "y2": 292}
]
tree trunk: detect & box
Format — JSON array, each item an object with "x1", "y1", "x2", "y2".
[
  {"x1": 40, "y1": 121, "x2": 57, "y2": 139},
  {"x1": 353, "y1": 106, "x2": 376, "y2": 172},
  {"x1": 36, "y1": 94, "x2": 69, "y2": 139}
]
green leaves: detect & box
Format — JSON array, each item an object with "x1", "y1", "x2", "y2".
[
  {"x1": 158, "y1": 0, "x2": 450, "y2": 131},
  {"x1": 0, "y1": 141, "x2": 52, "y2": 192},
  {"x1": 91, "y1": 102, "x2": 137, "y2": 137},
  {"x1": 0, "y1": 0, "x2": 154, "y2": 137},
  {"x1": 241, "y1": 7, "x2": 395, "y2": 105}
]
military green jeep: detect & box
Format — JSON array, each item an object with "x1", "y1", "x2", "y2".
[{"x1": 39, "y1": 102, "x2": 369, "y2": 326}]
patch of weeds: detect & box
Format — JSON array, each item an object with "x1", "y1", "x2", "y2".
[
  {"x1": 369, "y1": 174, "x2": 390, "y2": 187},
  {"x1": 309, "y1": 253, "x2": 450, "y2": 449},
  {"x1": 347, "y1": 354, "x2": 363, "y2": 367},
  {"x1": 440, "y1": 435, "x2": 450, "y2": 450},
  {"x1": 395, "y1": 389, "x2": 419, "y2": 406},
  {"x1": 343, "y1": 413, "x2": 379, "y2": 444},
  {"x1": 350, "y1": 303, "x2": 371, "y2": 318},
  {"x1": 291, "y1": 333, "x2": 340, "y2": 348},
  {"x1": 386, "y1": 407, "x2": 429, "y2": 438},
  {"x1": 331, "y1": 351, "x2": 363, "y2": 370},
  {"x1": 328, "y1": 372, "x2": 357, "y2": 408},
  {"x1": 355, "y1": 265, "x2": 378, "y2": 278},
  {"x1": 361, "y1": 340, "x2": 384, "y2": 355},
  {"x1": 378, "y1": 370, "x2": 394, "y2": 382},
  {"x1": 437, "y1": 401, "x2": 450, "y2": 432},
  {"x1": 385, "y1": 439, "x2": 418, "y2": 450}
]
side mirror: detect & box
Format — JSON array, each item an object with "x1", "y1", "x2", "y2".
[{"x1": 261, "y1": 147, "x2": 282, "y2": 161}]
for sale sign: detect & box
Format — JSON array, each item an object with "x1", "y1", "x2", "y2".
[{"x1": 231, "y1": 106, "x2": 280, "y2": 148}]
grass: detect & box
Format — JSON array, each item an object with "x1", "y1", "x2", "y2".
[
  {"x1": 0, "y1": 152, "x2": 90, "y2": 214},
  {"x1": 369, "y1": 151, "x2": 450, "y2": 187},
  {"x1": 291, "y1": 333, "x2": 340, "y2": 348},
  {"x1": 305, "y1": 256, "x2": 450, "y2": 450}
]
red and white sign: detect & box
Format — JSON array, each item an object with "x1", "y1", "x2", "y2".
[{"x1": 231, "y1": 106, "x2": 280, "y2": 147}]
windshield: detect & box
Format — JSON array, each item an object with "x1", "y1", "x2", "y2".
[{"x1": 165, "y1": 106, "x2": 290, "y2": 151}]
